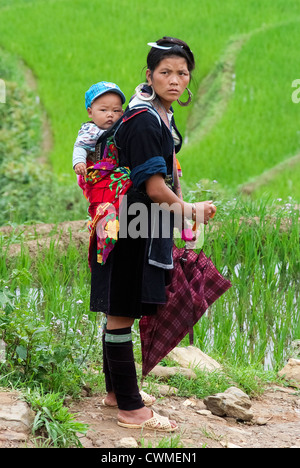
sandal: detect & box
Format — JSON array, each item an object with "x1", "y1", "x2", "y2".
[
  {"x1": 118, "y1": 410, "x2": 177, "y2": 432},
  {"x1": 102, "y1": 390, "x2": 155, "y2": 408},
  {"x1": 140, "y1": 390, "x2": 156, "y2": 407}
]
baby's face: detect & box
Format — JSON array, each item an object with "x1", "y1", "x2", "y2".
[{"x1": 87, "y1": 92, "x2": 123, "y2": 129}]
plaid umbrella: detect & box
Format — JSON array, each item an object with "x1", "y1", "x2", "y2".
[{"x1": 139, "y1": 244, "x2": 232, "y2": 377}]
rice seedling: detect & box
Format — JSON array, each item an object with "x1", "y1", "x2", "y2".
[
  {"x1": 1, "y1": 196, "x2": 298, "y2": 397},
  {"x1": 190, "y1": 198, "x2": 300, "y2": 369}
]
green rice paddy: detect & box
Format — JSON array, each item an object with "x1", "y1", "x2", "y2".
[{"x1": 1, "y1": 0, "x2": 300, "y2": 196}]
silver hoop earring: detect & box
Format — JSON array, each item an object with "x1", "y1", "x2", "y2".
[
  {"x1": 135, "y1": 83, "x2": 156, "y2": 101},
  {"x1": 177, "y1": 88, "x2": 193, "y2": 107}
]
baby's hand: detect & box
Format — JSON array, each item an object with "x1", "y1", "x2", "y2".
[{"x1": 74, "y1": 163, "x2": 87, "y2": 176}]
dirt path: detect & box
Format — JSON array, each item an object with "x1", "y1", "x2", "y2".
[
  {"x1": 239, "y1": 152, "x2": 300, "y2": 195},
  {"x1": 0, "y1": 220, "x2": 89, "y2": 257},
  {"x1": 2, "y1": 214, "x2": 299, "y2": 260},
  {"x1": 70, "y1": 385, "x2": 300, "y2": 449}
]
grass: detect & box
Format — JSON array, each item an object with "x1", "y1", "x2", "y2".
[
  {"x1": 182, "y1": 19, "x2": 300, "y2": 195},
  {"x1": 140, "y1": 433, "x2": 185, "y2": 449},
  {"x1": 0, "y1": 47, "x2": 87, "y2": 225},
  {"x1": 1, "y1": 196, "x2": 299, "y2": 377}
]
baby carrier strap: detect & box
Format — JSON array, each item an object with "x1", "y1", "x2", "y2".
[{"x1": 95, "y1": 100, "x2": 162, "y2": 155}]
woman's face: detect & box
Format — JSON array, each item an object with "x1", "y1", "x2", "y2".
[{"x1": 146, "y1": 56, "x2": 190, "y2": 110}]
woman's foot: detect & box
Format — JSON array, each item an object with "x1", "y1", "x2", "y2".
[
  {"x1": 118, "y1": 406, "x2": 177, "y2": 431},
  {"x1": 102, "y1": 391, "x2": 118, "y2": 407},
  {"x1": 102, "y1": 391, "x2": 156, "y2": 408}
]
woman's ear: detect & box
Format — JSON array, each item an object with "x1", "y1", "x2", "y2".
[{"x1": 146, "y1": 69, "x2": 152, "y2": 85}]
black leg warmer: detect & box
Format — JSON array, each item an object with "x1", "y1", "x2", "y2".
[{"x1": 105, "y1": 327, "x2": 144, "y2": 411}]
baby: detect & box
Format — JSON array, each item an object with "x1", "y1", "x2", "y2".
[{"x1": 73, "y1": 81, "x2": 126, "y2": 176}]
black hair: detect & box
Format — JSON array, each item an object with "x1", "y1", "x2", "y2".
[{"x1": 147, "y1": 36, "x2": 195, "y2": 76}]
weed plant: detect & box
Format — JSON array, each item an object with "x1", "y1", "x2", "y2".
[
  {"x1": 26, "y1": 388, "x2": 88, "y2": 448},
  {"x1": 0, "y1": 244, "x2": 104, "y2": 396}
]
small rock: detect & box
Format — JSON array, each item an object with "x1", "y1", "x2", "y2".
[
  {"x1": 168, "y1": 346, "x2": 221, "y2": 372},
  {"x1": 254, "y1": 416, "x2": 271, "y2": 426},
  {"x1": 278, "y1": 359, "x2": 300, "y2": 388},
  {"x1": 0, "y1": 430, "x2": 28, "y2": 441},
  {"x1": 142, "y1": 382, "x2": 178, "y2": 396},
  {"x1": 150, "y1": 365, "x2": 196, "y2": 380},
  {"x1": 102, "y1": 414, "x2": 115, "y2": 421},
  {"x1": 227, "y1": 442, "x2": 242, "y2": 448},
  {"x1": 204, "y1": 386, "x2": 253, "y2": 422},
  {"x1": 183, "y1": 398, "x2": 197, "y2": 407},
  {"x1": 196, "y1": 409, "x2": 212, "y2": 416},
  {"x1": 94, "y1": 439, "x2": 103, "y2": 448},
  {"x1": 116, "y1": 437, "x2": 138, "y2": 448},
  {"x1": 0, "y1": 391, "x2": 35, "y2": 434},
  {"x1": 159, "y1": 385, "x2": 178, "y2": 396}
]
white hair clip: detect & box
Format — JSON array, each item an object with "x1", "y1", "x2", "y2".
[{"x1": 147, "y1": 42, "x2": 183, "y2": 50}]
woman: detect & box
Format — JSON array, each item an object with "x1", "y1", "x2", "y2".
[{"x1": 90, "y1": 37, "x2": 215, "y2": 431}]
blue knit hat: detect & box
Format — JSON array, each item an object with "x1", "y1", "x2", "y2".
[{"x1": 85, "y1": 81, "x2": 126, "y2": 109}]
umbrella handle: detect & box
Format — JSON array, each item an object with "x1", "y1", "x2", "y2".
[
  {"x1": 181, "y1": 220, "x2": 200, "y2": 254},
  {"x1": 192, "y1": 220, "x2": 200, "y2": 233},
  {"x1": 181, "y1": 206, "x2": 199, "y2": 242}
]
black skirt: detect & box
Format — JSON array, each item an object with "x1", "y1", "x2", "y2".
[{"x1": 90, "y1": 233, "x2": 169, "y2": 319}]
